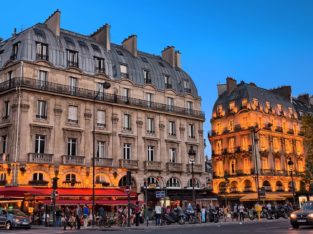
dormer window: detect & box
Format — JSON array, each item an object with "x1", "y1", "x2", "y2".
[
  {"x1": 67, "y1": 50, "x2": 78, "y2": 68},
  {"x1": 91, "y1": 44, "x2": 100, "y2": 52},
  {"x1": 229, "y1": 101, "x2": 235, "y2": 113},
  {"x1": 143, "y1": 70, "x2": 151, "y2": 84},
  {"x1": 253, "y1": 98, "x2": 259, "y2": 109},
  {"x1": 242, "y1": 98, "x2": 248, "y2": 108},
  {"x1": 266, "y1": 101, "x2": 271, "y2": 109},
  {"x1": 11, "y1": 42, "x2": 20, "y2": 60},
  {"x1": 94, "y1": 57, "x2": 105, "y2": 74},
  {"x1": 217, "y1": 105, "x2": 223, "y2": 116},
  {"x1": 36, "y1": 42, "x2": 48, "y2": 60},
  {"x1": 120, "y1": 64, "x2": 129, "y2": 78},
  {"x1": 184, "y1": 80, "x2": 191, "y2": 93},
  {"x1": 164, "y1": 75, "x2": 172, "y2": 89}
]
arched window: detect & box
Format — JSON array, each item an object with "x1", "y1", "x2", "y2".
[
  {"x1": 230, "y1": 181, "x2": 238, "y2": 193},
  {"x1": 276, "y1": 181, "x2": 283, "y2": 192},
  {"x1": 65, "y1": 173, "x2": 76, "y2": 182},
  {"x1": 262, "y1": 180, "x2": 272, "y2": 192},
  {"x1": 95, "y1": 175, "x2": 106, "y2": 183},
  {"x1": 187, "y1": 178, "x2": 200, "y2": 188},
  {"x1": 243, "y1": 180, "x2": 252, "y2": 192},
  {"x1": 219, "y1": 182, "x2": 227, "y2": 193},
  {"x1": 33, "y1": 172, "x2": 43, "y2": 181},
  {"x1": 118, "y1": 176, "x2": 136, "y2": 187},
  {"x1": 166, "y1": 177, "x2": 181, "y2": 188},
  {"x1": 147, "y1": 177, "x2": 159, "y2": 186}
]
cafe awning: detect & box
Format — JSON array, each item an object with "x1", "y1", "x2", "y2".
[
  {"x1": 240, "y1": 193, "x2": 286, "y2": 202},
  {"x1": 39, "y1": 199, "x2": 139, "y2": 206}
]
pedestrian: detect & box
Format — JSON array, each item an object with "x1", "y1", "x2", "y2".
[
  {"x1": 201, "y1": 206, "x2": 206, "y2": 223},
  {"x1": 238, "y1": 203, "x2": 245, "y2": 224},
  {"x1": 134, "y1": 201, "x2": 141, "y2": 226},
  {"x1": 196, "y1": 204, "x2": 201, "y2": 223},
  {"x1": 83, "y1": 204, "x2": 90, "y2": 228},
  {"x1": 155, "y1": 202, "x2": 162, "y2": 226},
  {"x1": 233, "y1": 203, "x2": 238, "y2": 221},
  {"x1": 56, "y1": 207, "x2": 62, "y2": 227},
  {"x1": 99, "y1": 206, "x2": 106, "y2": 226},
  {"x1": 76, "y1": 204, "x2": 83, "y2": 229},
  {"x1": 63, "y1": 207, "x2": 71, "y2": 230}
]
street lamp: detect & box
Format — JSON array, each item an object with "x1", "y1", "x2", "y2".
[
  {"x1": 224, "y1": 172, "x2": 229, "y2": 207},
  {"x1": 251, "y1": 126, "x2": 261, "y2": 203},
  {"x1": 288, "y1": 157, "x2": 296, "y2": 206},
  {"x1": 188, "y1": 146, "x2": 196, "y2": 206},
  {"x1": 92, "y1": 81, "x2": 111, "y2": 227}
]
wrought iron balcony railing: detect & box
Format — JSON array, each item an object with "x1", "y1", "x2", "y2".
[
  {"x1": 28, "y1": 153, "x2": 53, "y2": 164},
  {"x1": 0, "y1": 77, "x2": 205, "y2": 120}
]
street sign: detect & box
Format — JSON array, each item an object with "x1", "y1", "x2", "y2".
[{"x1": 156, "y1": 191, "x2": 165, "y2": 198}]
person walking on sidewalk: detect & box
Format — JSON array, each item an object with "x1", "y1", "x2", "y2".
[
  {"x1": 238, "y1": 203, "x2": 245, "y2": 224},
  {"x1": 63, "y1": 207, "x2": 71, "y2": 230},
  {"x1": 83, "y1": 204, "x2": 90, "y2": 228},
  {"x1": 76, "y1": 204, "x2": 83, "y2": 230},
  {"x1": 134, "y1": 201, "x2": 141, "y2": 226},
  {"x1": 155, "y1": 202, "x2": 162, "y2": 226}
]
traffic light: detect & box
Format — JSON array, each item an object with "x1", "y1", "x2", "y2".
[
  {"x1": 52, "y1": 177, "x2": 59, "y2": 189},
  {"x1": 126, "y1": 171, "x2": 131, "y2": 186}
]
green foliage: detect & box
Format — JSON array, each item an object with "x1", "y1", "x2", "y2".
[{"x1": 302, "y1": 115, "x2": 313, "y2": 185}]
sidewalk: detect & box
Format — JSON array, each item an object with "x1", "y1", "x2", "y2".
[{"x1": 30, "y1": 218, "x2": 289, "y2": 231}]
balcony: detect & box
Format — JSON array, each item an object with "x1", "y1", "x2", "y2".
[
  {"x1": 0, "y1": 77, "x2": 204, "y2": 120},
  {"x1": 28, "y1": 153, "x2": 53, "y2": 164},
  {"x1": 94, "y1": 158, "x2": 113, "y2": 167},
  {"x1": 67, "y1": 61, "x2": 79, "y2": 68},
  {"x1": 275, "y1": 170, "x2": 287, "y2": 176},
  {"x1": 119, "y1": 159, "x2": 138, "y2": 170},
  {"x1": 28, "y1": 180, "x2": 49, "y2": 186},
  {"x1": 186, "y1": 164, "x2": 203, "y2": 173},
  {"x1": 95, "y1": 67, "x2": 105, "y2": 74},
  {"x1": 144, "y1": 161, "x2": 162, "y2": 171},
  {"x1": 261, "y1": 169, "x2": 274, "y2": 175},
  {"x1": 61, "y1": 155, "x2": 85, "y2": 165},
  {"x1": 36, "y1": 54, "x2": 49, "y2": 61},
  {"x1": 166, "y1": 162, "x2": 183, "y2": 172}
]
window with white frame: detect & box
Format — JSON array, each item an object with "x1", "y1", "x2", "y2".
[
  {"x1": 123, "y1": 143, "x2": 131, "y2": 160},
  {"x1": 147, "y1": 177, "x2": 159, "y2": 186},
  {"x1": 146, "y1": 93, "x2": 153, "y2": 108},
  {"x1": 147, "y1": 118, "x2": 155, "y2": 133},
  {"x1": 35, "y1": 135, "x2": 45, "y2": 154},
  {"x1": 188, "y1": 124, "x2": 195, "y2": 138},
  {"x1": 67, "y1": 50, "x2": 78, "y2": 67},
  {"x1": 184, "y1": 80, "x2": 191, "y2": 92},
  {"x1": 120, "y1": 64, "x2": 128, "y2": 78},
  {"x1": 69, "y1": 77, "x2": 77, "y2": 95},
  {"x1": 97, "y1": 110, "x2": 105, "y2": 127},
  {"x1": 33, "y1": 172, "x2": 44, "y2": 181},
  {"x1": 123, "y1": 88, "x2": 130, "y2": 103},
  {"x1": 166, "y1": 177, "x2": 180, "y2": 188},
  {"x1": 147, "y1": 145, "x2": 154, "y2": 161},
  {"x1": 167, "y1": 97, "x2": 174, "y2": 111},
  {"x1": 169, "y1": 148, "x2": 177, "y2": 163},
  {"x1": 143, "y1": 70, "x2": 151, "y2": 83},
  {"x1": 38, "y1": 70, "x2": 47, "y2": 87},
  {"x1": 97, "y1": 141, "x2": 105, "y2": 158},
  {"x1": 168, "y1": 121, "x2": 176, "y2": 136},
  {"x1": 1, "y1": 135, "x2": 7, "y2": 154},
  {"x1": 37, "y1": 100, "x2": 47, "y2": 119},
  {"x1": 164, "y1": 75, "x2": 172, "y2": 88},
  {"x1": 68, "y1": 106, "x2": 78, "y2": 123},
  {"x1": 36, "y1": 42, "x2": 48, "y2": 60},
  {"x1": 65, "y1": 173, "x2": 76, "y2": 182},
  {"x1": 187, "y1": 178, "x2": 200, "y2": 188},
  {"x1": 94, "y1": 57, "x2": 105, "y2": 73},
  {"x1": 123, "y1": 114, "x2": 131, "y2": 130},
  {"x1": 186, "y1": 101, "x2": 193, "y2": 114},
  {"x1": 96, "y1": 83, "x2": 105, "y2": 99},
  {"x1": 67, "y1": 138, "x2": 77, "y2": 156}
]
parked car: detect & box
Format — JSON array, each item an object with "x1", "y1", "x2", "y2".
[
  {"x1": 0, "y1": 209, "x2": 31, "y2": 230},
  {"x1": 290, "y1": 201, "x2": 313, "y2": 229}
]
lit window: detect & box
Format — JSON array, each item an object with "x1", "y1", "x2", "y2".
[
  {"x1": 228, "y1": 138, "x2": 235, "y2": 153},
  {"x1": 229, "y1": 119, "x2": 234, "y2": 131}
]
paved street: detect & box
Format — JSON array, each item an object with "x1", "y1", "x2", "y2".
[{"x1": 2, "y1": 220, "x2": 313, "y2": 234}]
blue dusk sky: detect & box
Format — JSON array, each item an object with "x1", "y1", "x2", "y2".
[{"x1": 1, "y1": 0, "x2": 312, "y2": 157}]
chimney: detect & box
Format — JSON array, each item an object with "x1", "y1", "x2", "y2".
[
  {"x1": 270, "y1": 86, "x2": 292, "y2": 101},
  {"x1": 162, "y1": 46, "x2": 175, "y2": 67},
  {"x1": 175, "y1": 50, "x2": 181, "y2": 68},
  {"x1": 217, "y1": 84, "x2": 227, "y2": 96},
  {"x1": 226, "y1": 77, "x2": 237, "y2": 94},
  {"x1": 90, "y1": 24, "x2": 111, "y2": 51},
  {"x1": 44, "y1": 9, "x2": 61, "y2": 37},
  {"x1": 122, "y1": 35, "x2": 137, "y2": 57},
  {"x1": 297, "y1": 94, "x2": 310, "y2": 106}
]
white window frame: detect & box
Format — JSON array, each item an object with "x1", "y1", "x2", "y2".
[
  {"x1": 169, "y1": 121, "x2": 176, "y2": 136},
  {"x1": 97, "y1": 141, "x2": 106, "y2": 158},
  {"x1": 147, "y1": 145, "x2": 154, "y2": 161},
  {"x1": 169, "y1": 148, "x2": 177, "y2": 163},
  {"x1": 147, "y1": 118, "x2": 155, "y2": 133},
  {"x1": 35, "y1": 135, "x2": 45, "y2": 154},
  {"x1": 123, "y1": 114, "x2": 131, "y2": 130},
  {"x1": 188, "y1": 124, "x2": 195, "y2": 138},
  {"x1": 68, "y1": 106, "x2": 78, "y2": 123},
  {"x1": 69, "y1": 77, "x2": 77, "y2": 94},
  {"x1": 97, "y1": 110, "x2": 105, "y2": 127},
  {"x1": 123, "y1": 143, "x2": 131, "y2": 160},
  {"x1": 38, "y1": 70, "x2": 47, "y2": 87},
  {"x1": 67, "y1": 138, "x2": 77, "y2": 156},
  {"x1": 37, "y1": 100, "x2": 47, "y2": 119}
]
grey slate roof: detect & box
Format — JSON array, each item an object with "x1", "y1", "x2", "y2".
[{"x1": 0, "y1": 23, "x2": 199, "y2": 98}]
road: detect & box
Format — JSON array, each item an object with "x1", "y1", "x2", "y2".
[{"x1": 2, "y1": 220, "x2": 313, "y2": 234}]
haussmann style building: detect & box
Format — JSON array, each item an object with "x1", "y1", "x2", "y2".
[
  {"x1": 209, "y1": 77, "x2": 313, "y2": 205},
  {"x1": 0, "y1": 10, "x2": 211, "y2": 213}
]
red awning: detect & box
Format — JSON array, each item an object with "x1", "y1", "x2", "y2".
[
  {"x1": 0, "y1": 187, "x2": 137, "y2": 198},
  {"x1": 39, "y1": 199, "x2": 139, "y2": 206}
]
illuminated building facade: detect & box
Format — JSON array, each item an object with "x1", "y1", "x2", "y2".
[
  {"x1": 209, "y1": 77, "x2": 313, "y2": 203},
  {"x1": 0, "y1": 10, "x2": 207, "y2": 208}
]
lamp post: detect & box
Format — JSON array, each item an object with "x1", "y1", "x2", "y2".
[
  {"x1": 224, "y1": 172, "x2": 229, "y2": 207},
  {"x1": 92, "y1": 81, "x2": 111, "y2": 227},
  {"x1": 143, "y1": 178, "x2": 148, "y2": 226},
  {"x1": 188, "y1": 146, "x2": 196, "y2": 206},
  {"x1": 288, "y1": 157, "x2": 296, "y2": 206},
  {"x1": 251, "y1": 126, "x2": 261, "y2": 203}
]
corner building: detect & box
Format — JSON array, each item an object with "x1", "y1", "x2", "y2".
[
  {"x1": 209, "y1": 77, "x2": 312, "y2": 204},
  {"x1": 0, "y1": 11, "x2": 207, "y2": 209}
]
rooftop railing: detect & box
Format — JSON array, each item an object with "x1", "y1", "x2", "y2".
[{"x1": 0, "y1": 77, "x2": 205, "y2": 120}]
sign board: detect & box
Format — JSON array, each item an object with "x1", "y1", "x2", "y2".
[{"x1": 156, "y1": 191, "x2": 165, "y2": 199}]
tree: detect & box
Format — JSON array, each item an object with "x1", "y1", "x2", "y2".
[{"x1": 302, "y1": 115, "x2": 313, "y2": 192}]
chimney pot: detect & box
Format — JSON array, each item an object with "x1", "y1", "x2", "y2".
[
  {"x1": 44, "y1": 10, "x2": 61, "y2": 37},
  {"x1": 226, "y1": 77, "x2": 237, "y2": 94},
  {"x1": 162, "y1": 46, "x2": 175, "y2": 67},
  {"x1": 175, "y1": 50, "x2": 181, "y2": 68},
  {"x1": 91, "y1": 23, "x2": 111, "y2": 51},
  {"x1": 122, "y1": 35, "x2": 137, "y2": 57},
  {"x1": 270, "y1": 86, "x2": 292, "y2": 102}
]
